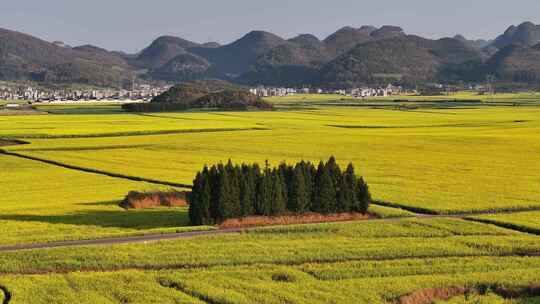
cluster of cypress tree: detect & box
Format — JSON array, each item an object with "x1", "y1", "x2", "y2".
[{"x1": 188, "y1": 157, "x2": 371, "y2": 225}]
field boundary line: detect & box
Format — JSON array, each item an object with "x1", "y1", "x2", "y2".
[
  {"x1": 0, "y1": 149, "x2": 193, "y2": 189},
  {"x1": 158, "y1": 280, "x2": 215, "y2": 304},
  {"x1": 464, "y1": 218, "x2": 540, "y2": 236},
  {"x1": 1, "y1": 252, "x2": 539, "y2": 276},
  {"x1": 1, "y1": 127, "x2": 270, "y2": 139},
  {"x1": 372, "y1": 201, "x2": 540, "y2": 216},
  {"x1": 0, "y1": 285, "x2": 11, "y2": 304}
]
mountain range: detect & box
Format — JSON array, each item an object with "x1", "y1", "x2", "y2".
[{"x1": 2, "y1": 22, "x2": 540, "y2": 88}]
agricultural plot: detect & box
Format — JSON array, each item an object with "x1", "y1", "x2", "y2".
[
  {"x1": 468, "y1": 211, "x2": 540, "y2": 235},
  {"x1": 0, "y1": 218, "x2": 538, "y2": 303},
  {"x1": 0, "y1": 218, "x2": 536, "y2": 274},
  {"x1": 0, "y1": 262, "x2": 538, "y2": 304},
  {"x1": 0, "y1": 112, "x2": 261, "y2": 138},
  {"x1": 0, "y1": 96, "x2": 539, "y2": 303},
  {"x1": 4, "y1": 106, "x2": 540, "y2": 214},
  {"x1": 0, "y1": 154, "x2": 206, "y2": 245}
]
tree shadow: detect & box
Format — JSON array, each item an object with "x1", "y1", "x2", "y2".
[
  {"x1": 0, "y1": 208, "x2": 191, "y2": 230},
  {"x1": 77, "y1": 200, "x2": 123, "y2": 206}
]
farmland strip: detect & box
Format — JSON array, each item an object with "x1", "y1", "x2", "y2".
[
  {"x1": 0, "y1": 150, "x2": 193, "y2": 189},
  {"x1": 0, "y1": 212, "x2": 535, "y2": 253},
  {"x1": 373, "y1": 201, "x2": 540, "y2": 216},
  {"x1": 1, "y1": 252, "x2": 538, "y2": 276},
  {"x1": 2, "y1": 127, "x2": 270, "y2": 139},
  {"x1": 464, "y1": 218, "x2": 540, "y2": 236},
  {"x1": 158, "y1": 280, "x2": 216, "y2": 304}
]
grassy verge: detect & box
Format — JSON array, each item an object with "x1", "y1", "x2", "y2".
[{"x1": 369, "y1": 204, "x2": 418, "y2": 218}]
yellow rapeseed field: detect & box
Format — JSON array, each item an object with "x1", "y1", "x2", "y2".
[{"x1": 4, "y1": 105, "x2": 540, "y2": 214}]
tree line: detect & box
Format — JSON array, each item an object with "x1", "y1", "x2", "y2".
[{"x1": 188, "y1": 157, "x2": 371, "y2": 225}]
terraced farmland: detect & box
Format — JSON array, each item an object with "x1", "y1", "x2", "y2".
[{"x1": 0, "y1": 218, "x2": 538, "y2": 303}]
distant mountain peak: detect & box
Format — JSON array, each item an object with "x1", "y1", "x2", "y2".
[
  {"x1": 289, "y1": 34, "x2": 321, "y2": 44},
  {"x1": 491, "y1": 21, "x2": 540, "y2": 49},
  {"x1": 370, "y1": 25, "x2": 405, "y2": 39},
  {"x1": 234, "y1": 31, "x2": 286, "y2": 45},
  {"x1": 135, "y1": 35, "x2": 200, "y2": 69}
]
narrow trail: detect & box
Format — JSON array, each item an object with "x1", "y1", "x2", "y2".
[{"x1": 0, "y1": 228, "x2": 241, "y2": 252}]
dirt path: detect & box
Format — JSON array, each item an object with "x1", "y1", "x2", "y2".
[{"x1": 0, "y1": 229, "x2": 242, "y2": 252}]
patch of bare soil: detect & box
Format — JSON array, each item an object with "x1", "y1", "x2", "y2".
[
  {"x1": 120, "y1": 190, "x2": 188, "y2": 209},
  {"x1": 219, "y1": 212, "x2": 371, "y2": 229},
  {"x1": 396, "y1": 286, "x2": 469, "y2": 304},
  {"x1": 395, "y1": 284, "x2": 540, "y2": 304}
]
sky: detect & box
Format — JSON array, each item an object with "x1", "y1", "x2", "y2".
[{"x1": 2, "y1": 0, "x2": 539, "y2": 53}]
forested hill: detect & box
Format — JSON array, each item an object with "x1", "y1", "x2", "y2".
[{"x1": 123, "y1": 82, "x2": 272, "y2": 112}]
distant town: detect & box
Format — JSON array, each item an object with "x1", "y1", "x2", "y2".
[
  {"x1": 0, "y1": 83, "x2": 411, "y2": 104},
  {"x1": 0, "y1": 84, "x2": 173, "y2": 103},
  {"x1": 249, "y1": 84, "x2": 403, "y2": 98},
  {"x1": 0, "y1": 81, "x2": 500, "y2": 105}
]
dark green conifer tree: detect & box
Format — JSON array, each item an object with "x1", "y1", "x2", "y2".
[
  {"x1": 198, "y1": 172, "x2": 212, "y2": 224},
  {"x1": 355, "y1": 177, "x2": 372, "y2": 213},
  {"x1": 326, "y1": 156, "x2": 343, "y2": 188},
  {"x1": 240, "y1": 164, "x2": 256, "y2": 216},
  {"x1": 216, "y1": 164, "x2": 235, "y2": 220},
  {"x1": 270, "y1": 169, "x2": 287, "y2": 215},
  {"x1": 208, "y1": 165, "x2": 220, "y2": 220},
  {"x1": 226, "y1": 161, "x2": 241, "y2": 217},
  {"x1": 313, "y1": 162, "x2": 336, "y2": 213},
  {"x1": 337, "y1": 163, "x2": 357, "y2": 213},
  {"x1": 256, "y1": 163, "x2": 273, "y2": 215},
  {"x1": 189, "y1": 166, "x2": 213, "y2": 225},
  {"x1": 290, "y1": 164, "x2": 309, "y2": 212},
  {"x1": 303, "y1": 161, "x2": 316, "y2": 210},
  {"x1": 189, "y1": 171, "x2": 203, "y2": 225}
]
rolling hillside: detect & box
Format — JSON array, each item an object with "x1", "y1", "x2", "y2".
[
  {"x1": 3, "y1": 22, "x2": 540, "y2": 87},
  {"x1": 0, "y1": 27, "x2": 134, "y2": 86}
]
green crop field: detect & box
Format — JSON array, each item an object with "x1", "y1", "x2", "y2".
[
  {"x1": 0, "y1": 94, "x2": 539, "y2": 303},
  {"x1": 0, "y1": 153, "x2": 211, "y2": 245}
]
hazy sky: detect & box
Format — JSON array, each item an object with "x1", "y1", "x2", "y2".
[{"x1": 2, "y1": 0, "x2": 539, "y2": 53}]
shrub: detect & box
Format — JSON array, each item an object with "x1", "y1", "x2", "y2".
[{"x1": 120, "y1": 190, "x2": 187, "y2": 209}]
